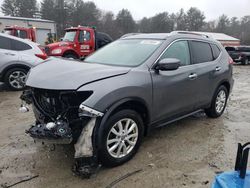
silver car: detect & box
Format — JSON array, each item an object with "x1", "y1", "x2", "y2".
[{"x1": 0, "y1": 33, "x2": 47, "y2": 90}]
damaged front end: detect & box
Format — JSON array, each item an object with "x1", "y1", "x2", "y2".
[{"x1": 20, "y1": 88, "x2": 104, "y2": 178}]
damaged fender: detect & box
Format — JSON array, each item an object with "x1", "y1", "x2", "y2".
[
  {"x1": 74, "y1": 118, "x2": 96, "y2": 158},
  {"x1": 74, "y1": 104, "x2": 104, "y2": 158}
]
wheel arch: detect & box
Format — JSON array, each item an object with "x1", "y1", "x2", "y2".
[
  {"x1": 108, "y1": 98, "x2": 151, "y2": 131},
  {"x1": 218, "y1": 79, "x2": 231, "y2": 93},
  {"x1": 95, "y1": 97, "x2": 150, "y2": 151},
  {"x1": 62, "y1": 50, "x2": 79, "y2": 58},
  {"x1": 1, "y1": 64, "x2": 30, "y2": 81}
]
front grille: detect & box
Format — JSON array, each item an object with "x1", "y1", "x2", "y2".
[
  {"x1": 32, "y1": 89, "x2": 93, "y2": 118},
  {"x1": 34, "y1": 89, "x2": 63, "y2": 117}
]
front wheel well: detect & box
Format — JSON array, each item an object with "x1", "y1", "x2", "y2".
[
  {"x1": 110, "y1": 100, "x2": 150, "y2": 136},
  {"x1": 2, "y1": 64, "x2": 30, "y2": 80},
  {"x1": 63, "y1": 50, "x2": 79, "y2": 58},
  {"x1": 220, "y1": 81, "x2": 230, "y2": 93}
]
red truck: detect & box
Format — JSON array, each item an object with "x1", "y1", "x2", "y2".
[
  {"x1": 45, "y1": 26, "x2": 113, "y2": 59},
  {"x1": 4, "y1": 26, "x2": 36, "y2": 42}
]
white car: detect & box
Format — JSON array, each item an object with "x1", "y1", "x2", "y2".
[{"x1": 0, "y1": 33, "x2": 47, "y2": 90}]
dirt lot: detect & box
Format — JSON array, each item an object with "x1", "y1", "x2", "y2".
[{"x1": 0, "y1": 65, "x2": 249, "y2": 188}]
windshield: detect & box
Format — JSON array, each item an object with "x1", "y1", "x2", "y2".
[
  {"x1": 62, "y1": 30, "x2": 76, "y2": 42},
  {"x1": 85, "y1": 39, "x2": 163, "y2": 66}
]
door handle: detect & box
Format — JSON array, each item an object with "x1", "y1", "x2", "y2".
[
  {"x1": 188, "y1": 73, "x2": 197, "y2": 80},
  {"x1": 4, "y1": 52, "x2": 15, "y2": 56},
  {"x1": 215, "y1": 67, "x2": 221, "y2": 72}
]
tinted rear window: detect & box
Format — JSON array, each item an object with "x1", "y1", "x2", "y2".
[
  {"x1": 190, "y1": 41, "x2": 213, "y2": 64},
  {"x1": 0, "y1": 36, "x2": 11, "y2": 50},
  {"x1": 211, "y1": 44, "x2": 221, "y2": 59},
  {"x1": 11, "y1": 39, "x2": 32, "y2": 51}
]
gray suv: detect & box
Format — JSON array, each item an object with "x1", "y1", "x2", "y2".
[{"x1": 21, "y1": 31, "x2": 234, "y2": 177}]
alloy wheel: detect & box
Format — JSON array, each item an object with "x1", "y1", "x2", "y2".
[
  {"x1": 8, "y1": 71, "x2": 27, "y2": 89},
  {"x1": 215, "y1": 90, "x2": 226, "y2": 114},
  {"x1": 106, "y1": 118, "x2": 139, "y2": 159}
]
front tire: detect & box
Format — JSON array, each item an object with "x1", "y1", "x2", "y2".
[
  {"x1": 64, "y1": 54, "x2": 78, "y2": 59},
  {"x1": 4, "y1": 68, "x2": 28, "y2": 91},
  {"x1": 205, "y1": 85, "x2": 229, "y2": 118},
  {"x1": 98, "y1": 109, "x2": 144, "y2": 167}
]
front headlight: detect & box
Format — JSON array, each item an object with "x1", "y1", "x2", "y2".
[
  {"x1": 78, "y1": 104, "x2": 104, "y2": 117},
  {"x1": 51, "y1": 49, "x2": 62, "y2": 54}
]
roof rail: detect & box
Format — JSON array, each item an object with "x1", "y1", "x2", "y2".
[
  {"x1": 120, "y1": 33, "x2": 142, "y2": 38},
  {"x1": 170, "y1": 31, "x2": 210, "y2": 38}
]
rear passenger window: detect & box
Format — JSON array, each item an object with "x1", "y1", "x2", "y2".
[
  {"x1": 190, "y1": 41, "x2": 213, "y2": 64},
  {"x1": 11, "y1": 39, "x2": 32, "y2": 51},
  {"x1": 211, "y1": 44, "x2": 221, "y2": 59},
  {"x1": 160, "y1": 40, "x2": 190, "y2": 66},
  {"x1": 0, "y1": 36, "x2": 11, "y2": 50}
]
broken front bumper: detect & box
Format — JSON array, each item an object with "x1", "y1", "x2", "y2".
[{"x1": 26, "y1": 120, "x2": 73, "y2": 144}]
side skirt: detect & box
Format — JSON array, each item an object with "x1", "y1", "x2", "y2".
[{"x1": 151, "y1": 109, "x2": 204, "y2": 129}]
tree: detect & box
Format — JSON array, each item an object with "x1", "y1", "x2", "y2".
[
  {"x1": 174, "y1": 9, "x2": 187, "y2": 30},
  {"x1": 149, "y1": 12, "x2": 174, "y2": 33},
  {"x1": 216, "y1": 14, "x2": 230, "y2": 33},
  {"x1": 16, "y1": 0, "x2": 37, "y2": 18},
  {"x1": 228, "y1": 17, "x2": 241, "y2": 37},
  {"x1": 1, "y1": 0, "x2": 37, "y2": 17},
  {"x1": 139, "y1": 17, "x2": 151, "y2": 32},
  {"x1": 185, "y1": 7, "x2": 205, "y2": 31},
  {"x1": 240, "y1": 16, "x2": 250, "y2": 44},
  {"x1": 40, "y1": 0, "x2": 56, "y2": 20},
  {"x1": 202, "y1": 20, "x2": 216, "y2": 32},
  {"x1": 67, "y1": 0, "x2": 100, "y2": 27},
  {"x1": 99, "y1": 11, "x2": 116, "y2": 38},
  {"x1": 1, "y1": 0, "x2": 19, "y2": 16},
  {"x1": 41, "y1": 0, "x2": 69, "y2": 37},
  {"x1": 116, "y1": 9, "x2": 136, "y2": 37}
]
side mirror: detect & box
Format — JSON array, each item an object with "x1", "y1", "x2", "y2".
[{"x1": 155, "y1": 58, "x2": 180, "y2": 71}]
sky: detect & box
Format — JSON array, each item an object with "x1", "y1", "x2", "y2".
[{"x1": 0, "y1": 0, "x2": 249, "y2": 21}]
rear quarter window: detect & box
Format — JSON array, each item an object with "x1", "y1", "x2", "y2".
[
  {"x1": 0, "y1": 36, "x2": 11, "y2": 50},
  {"x1": 11, "y1": 39, "x2": 32, "y2": 51},
  {"x1": 190, "y1": 41, "x2": 213, "y2": 64},
  {"x1": 211, "y1": 44, "x2": 221, "y2": 59}
]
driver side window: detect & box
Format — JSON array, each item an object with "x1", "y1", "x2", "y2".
[
  {"x1": 79, "y1": 31, "x2": 91, "y2": 43},
  {"x1": 160, "y1": 40, "x2": 191, "y2": 66}
]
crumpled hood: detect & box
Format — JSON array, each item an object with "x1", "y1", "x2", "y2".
[{"x1": 26, "y1": 58, "x2": 131, "y2": 90}]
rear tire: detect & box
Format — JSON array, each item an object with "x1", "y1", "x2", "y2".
[
  {"x1": 98, "y1": 109, "x2": 144, "y2": 167},
  {"x1": 205, "y1": 85, "x2": 229, "y2": 118},
  {"x1": 4, "y1": 68, "x2": 28, "y2": 91}
]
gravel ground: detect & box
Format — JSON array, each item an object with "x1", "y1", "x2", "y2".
[{"x1": 0, "y1": 65, "x2": 249, "y2": 188}]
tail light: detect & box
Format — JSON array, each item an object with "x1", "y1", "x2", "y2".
[
  {"x1": 228, "y1": 57, "x2": 234, "y2": 65},
  {"x1": 35, "y1": 53, "x2": 48, "y2": 60},
  {"x1": 36, "y1": 45, "x2": 48, "y2": 60},
  {"x1": 38, "y1": 45, "x2": 46, "y2": 53}
]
